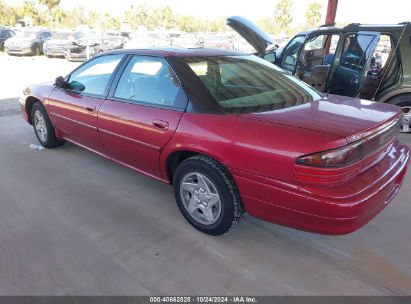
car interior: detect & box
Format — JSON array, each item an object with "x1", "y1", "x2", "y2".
[
  {"x1": 114, "y1": 58, "x2": 182, "y2": 107},
  {"x1": 295, "y1": 34, "x2": 341, "y2": 92}
]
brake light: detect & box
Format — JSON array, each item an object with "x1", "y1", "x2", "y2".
[
  {"x1": 296, "y1": 118, "x2": 401, "y2": 168},
  {"x1": 294, "y1": 117, "x2": 401, "y2": 187},
  {"x1": 296, "y1": 141, "x2": 361, "y2": 167}
]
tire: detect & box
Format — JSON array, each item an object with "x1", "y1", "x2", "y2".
[
  {"x1": 173, "y1": 155, "x2": 243, "y2": 235},
  {"x1": 31, "y1": 102, "x2": 64, "y2": 148},
  {"x1": 33, "y1": 45, "x2": 41, "y2": 56},
  {"x1": 388, "y1": 94, "x2": 411, "y2": 133}
]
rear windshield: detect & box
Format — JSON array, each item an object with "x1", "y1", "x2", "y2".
[{"x1": 183, "y1": 55, "x2": 322, "y2": 113}]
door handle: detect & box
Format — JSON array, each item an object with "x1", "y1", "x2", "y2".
[
  {"x1": 152, "y1": 120, "x2": 169, "y2": 131},
  {"x1": 85, "y1": 106, "x2": 96, "y2": 113},
  {"x1": 351, "y1": 77, "x2": 359, "y2": 85}
]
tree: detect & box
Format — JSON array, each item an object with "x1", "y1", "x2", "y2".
[
  {"x1": 0, "y1": 0, "x2": 19, "y2": 26},
  {"x1": 38, "y1": 0, "x2": 60, "y2": 28},
  {"x1": 274, "y1": 0, "x2": 293, "y2": 35},
  {"x1": 20, "y1": 1, "x2": 42, "y2": 25},
  {"x1": 305, "y1": 2, "x2": 322, "y2": 29}
]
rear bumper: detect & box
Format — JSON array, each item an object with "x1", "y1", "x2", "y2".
[{"x1": 232, "y1": 139, "x2": 410, "y2": 235}]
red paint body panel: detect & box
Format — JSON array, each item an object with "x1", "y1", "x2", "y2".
[
  {"x1": 47, "y1": 88, "x2": 107, "y2": 154},
  {"x1": 98, "y1": 99, "x2": 184, "y2": 178},
  {"x1": 235, "y1": 140, "x2": 408, "y2": 234},
  {"x1": 242, "y1": 95, "x2": 399, "y2": 139}
]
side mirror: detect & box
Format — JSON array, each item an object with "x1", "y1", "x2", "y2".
[
  {"x1": 55, "y1": 76, "x2": 70, "y2": 89},
  {"x1": 263, "y1": 51, "x2": 276, "y2": 63}
]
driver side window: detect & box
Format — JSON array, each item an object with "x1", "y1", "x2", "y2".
[
  {"x1": 281, "y1": 35, "x2": 305, "y2": 70},
  {"x1": 67, "y1": 54, "x2": 123, "y2": 96}
]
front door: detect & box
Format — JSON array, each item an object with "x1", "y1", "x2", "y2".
[
  {"x1": 47, "y1": 54, "x2": 124, "y2": 154},
  {"x1": 328, "y1": 31, "x2": 380, "y2": 97},
  {"x1": 98, "y1": 55, "x2": 188, "y2": 178}
]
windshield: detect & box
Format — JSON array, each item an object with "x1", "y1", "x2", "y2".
[
  {"x1": 184, "y1": 55, "x2": 323, "y2": 113},
  {"x1": 16, "y1": 31, "x2": 37, "y2": 39}
]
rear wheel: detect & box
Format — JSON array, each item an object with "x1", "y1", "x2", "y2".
[
  {"x1": 388, "y1": 94, "x2": 411, "y2": 133},
  {"x1": 173, "y1": 155, "x2": 242, "y2": 235},
  {"x1": 31, "y1": 103, "x2": 64, "y2": 148}
]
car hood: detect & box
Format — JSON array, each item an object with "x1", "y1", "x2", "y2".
[
  {"x1": 227, "y1": 16, "x2": 275, "y2": 55},
  {"x1": 239, "y1": 94, "x2": 401, "y2": 140},
  {"x1": 8, "y1": 38, "x2": 36, "y2": 44}
]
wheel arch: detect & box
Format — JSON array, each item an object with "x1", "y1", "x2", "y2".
[
  {"x1": 25, "y1": 96, "x2": 42, "y2": 124},
  {"x1": 380, "y1": 88, "x2": 411, "y2": 104},
  {"x1": 163, "y1": 147, "x2": 231, "y2": 184},
  {"x1": 164, "y1": 148, "x2": 245, "y2": 217}
]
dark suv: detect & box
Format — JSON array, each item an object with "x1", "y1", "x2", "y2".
[
  {"x1": 228, "y1": 17, "x2": 411, "y2": 132},
  {"x1": 0, "y1": 27, "x2": 15, "y2": 51}
]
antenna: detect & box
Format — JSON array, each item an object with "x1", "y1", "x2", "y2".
[{"x1": 371, "y1": 24, "x2": 407, "y2": 102}]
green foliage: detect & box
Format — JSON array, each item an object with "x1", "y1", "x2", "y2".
[
  {"x1": 0, "y1": 0, "x2": 20, "y2": 26},
  {"x1": 274, "y1": 0, "x2": 293, "y2": 35},
  {"x1": 38, "y1": 0, "x2": 60, "y2": 28},
  {"x1": 305, "y1": 2, "x2": 322, "y2": 29},
  {"x1": 0, "y1": 0, "x2": 322, "y2": 36}
]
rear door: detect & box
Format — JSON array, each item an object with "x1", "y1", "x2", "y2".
[
  {"x1": 98, "y1": 55, "x2": 188, "y2": 178},
  {"x1": 328, "y1": 31, "x2": 380, "y2": 97}
]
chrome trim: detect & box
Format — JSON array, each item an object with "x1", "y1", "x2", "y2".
[
  {"x1": 49, "y1": 112, "x2": 97, "y2": 130},
  {"x1": 99, "y1": 128, "x2": 160, "y2": 151}
]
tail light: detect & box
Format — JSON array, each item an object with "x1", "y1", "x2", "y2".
[
  {"x1": 296, "y1": 141, "x2": 362, "y2": 168},
  {"x1": 295, "y1": 117, "x2": 401, "y2": 186}
]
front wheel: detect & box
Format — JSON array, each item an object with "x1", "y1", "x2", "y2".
[
  {"x1": 173, "y1": 155, "x2": 242, "y2": 235},
  {"x1": 31, "y1": 103, "x2": 64, "y2": 148}
]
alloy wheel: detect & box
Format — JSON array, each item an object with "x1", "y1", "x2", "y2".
[
  {"x1": 401, "y1": 106, "x2": 411, "y2": 133},
  {"x1": 33, "y1": 110, "x2": 48, "y2": 142},
  {"x1": 179, "y1": 172, "x2": 222, "y2": 225}
]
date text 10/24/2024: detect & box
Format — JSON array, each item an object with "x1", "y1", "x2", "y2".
[{"x1": 149, "y1": 297, "x2": 258, "y2": 303}]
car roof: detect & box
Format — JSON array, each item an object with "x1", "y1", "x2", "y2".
[
  {"x1": 106, "y1": 47, "x2": 247, "y2": 57},
  {"x1": 297, "y1": 22, "x2": 411, "y2": 36}
]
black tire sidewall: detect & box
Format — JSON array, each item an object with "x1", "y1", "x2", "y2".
[
  {"x1": 31, "y1": 103, "x2": 61, "y2": 148},
  {"x1": 388, "y1": 94, "x2": 411, "y2": 107},
  {"x1": 173, "y1": 158, "x2": 235, "y2": 236}
]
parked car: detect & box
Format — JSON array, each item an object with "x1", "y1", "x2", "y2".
[
  {"x1": 0, "y1": 27, "x2": 15, "y2": 51},
  {"x1": 19, "y1": 48, "x2": 409, "y2": 235},
  {"x1": 170, "y1": 34, "x2": 203, "y2": 48},
  {"x1": 227, "y1": 16, "x2": 411, "y2": 132},
  {"x1": 43, "y1": 30, "x2": 85, "y2": 58},
  {"x1": 64, "y1": 32, "x2": 122, "y2": 62},
  {"x1": 103, "y1": 31, "x2": 126, "y2": 50},
  {"x1": 4, "y1": 28, "x2": 53, "y2": 56}
]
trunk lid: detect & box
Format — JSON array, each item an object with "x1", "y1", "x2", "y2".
[
  {"x1": 227, "y1": 16, "x2": 275, "y2": 56},
  {"x1": 240, "y1": 94, "x2": 402, "y2": 141}
]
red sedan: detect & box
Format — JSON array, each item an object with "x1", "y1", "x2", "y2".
[{"x1": 20, "y1": 48, "x2": 410, "y2": 235}]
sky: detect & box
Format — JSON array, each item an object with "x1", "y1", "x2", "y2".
[{"x1": 5, "y1": 0, "x2": 411, "y2": 25}]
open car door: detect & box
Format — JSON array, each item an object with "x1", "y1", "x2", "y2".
[{"x1": 328, "y1": 31, "x2": 380, "y2": 97}]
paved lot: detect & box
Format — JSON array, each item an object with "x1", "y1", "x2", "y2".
[{"x1": 1, "y1": 56, "x2": 411, "y2": 295}]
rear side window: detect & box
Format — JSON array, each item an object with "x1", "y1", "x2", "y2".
[{"x1": 114, "y1": 56, "x2": 187, "y2": 109}]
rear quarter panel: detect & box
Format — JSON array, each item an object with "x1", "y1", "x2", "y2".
[{"x1": 160, "y1": 113, "x2": 346, "y2": 183}]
